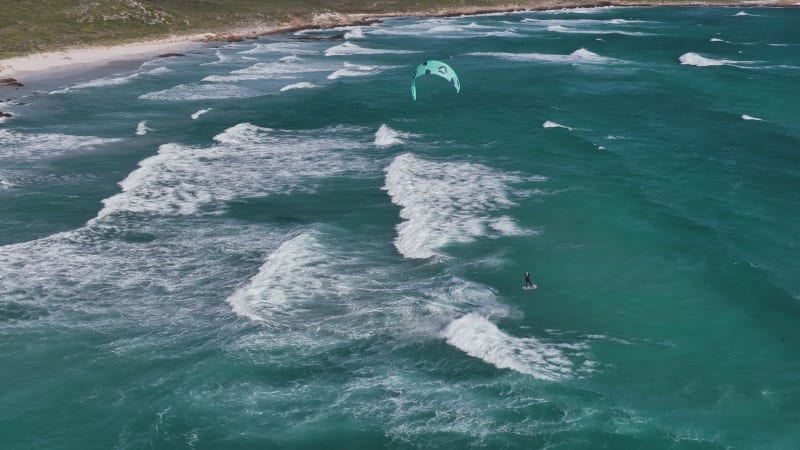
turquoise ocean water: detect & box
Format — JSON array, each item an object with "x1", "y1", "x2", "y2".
[{"x1": 1, "y1": 6, "x2": 799, "y2": 448}]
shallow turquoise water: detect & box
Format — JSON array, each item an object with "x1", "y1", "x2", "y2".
[{"x1": 1, "y1": 7, "x2": 799, "y2": 449}]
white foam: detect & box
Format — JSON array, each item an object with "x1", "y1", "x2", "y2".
[
  {"x1": 546, "y1": 24, "x2": 651, "y2": 36},
  {"x1": 469, "y1": 48, "x2": 617, "y2": 64},
  {"x1": 543, "y1": 121, "x2": 573, "y2": 130},
  {"x1": 239, "y1": 42, "x2": 319, "y2": 55},
  {"x1": 374, "y1": 124, "x2": 411, "y2": 147},
  {"x1": 324, "y1": 42, "x2": 419, "y2": 56},
  {"x1": 202, "y1": 58, "x2": 334, "y2": 82},
  {"x1": 678, "y1": 52, "x2": 753, "y2": 67},
  {"x1": 428, "y1": 24, "x2": 465, "y2": 34},
  {"x1": 441, "y1": 313, "x2": 582, "y2": 380},
  {"x1": 742, "y1": 114, "x2": 764, "y2": 121},
  {"x1": 0, "y1": 217, "x2": 286, "y2": 332},
  {"x1": 710, "y1": 37, "x2": 729, "y2": 43},
  {"x1": 608, "y1": 18, "x2": 643, "y2": 25},
  {"x1": 523, "y1": 18, "x2": 648, "y2": 26},
  {"x1": 327, "y1": 62, "x2": 394, "y2": 80},
  {"x1": 734, "y1": 11, "x2": 756, "y2": 17},
  {"x1": 0, "y1": 177, "x2": 13, "y2": 189},
  {"x1": 227, "y1": 232, "x2": 356, "y2": 325},
  {"x1": 226, "y1": 271, "x2": 591, "y2": 437},
  {"x1": 201, "y1": 49, "x2": 234, "y2": 66},
  {"x1": 139, "y1": 83, "x2": 261, "y2": 101},
  {"x1": 383, "y1": 153, "x2": 536, "y2": 259},
  {"x1": 539, "y1": 6, "x2": 615, "y2": 14},
  {"x1": 94, "y1": 122, "x2": 368, "y2": 220},
  {"x1": 135, "y1": 121, "x2": 153, "y2": 136},
  {"x1": 191, "y1": 108, "x2": 213, "y2": 120},
  {"x1": 344, "y1": 27, "x2": 365, "y2": 39},
  {"x1": 368, "y1": 19, "x2": 518, "y2": 39},
  {"x1": 145, "y1": 66, "x2": 172, "y2": 75},
  {"x1": 547, "y1": 24, "x2": 572, "y2": 33},
  {"x1": 50, "y1": 67, "x2": 171, "y2": 94},
  {"x1": 225, "y1": 230, "x2": 424, "y2": 342},
  {"x1": 488, "y1": 215, "x2": 525, "y2": 235},
  {"x1": 280, "y1": 82, "x2": 319, "y2": 92},
  {"x1": 0, "y1": 129, "x2": 124, "y2": 161}
]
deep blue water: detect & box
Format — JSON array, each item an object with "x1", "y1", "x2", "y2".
[{"x1": 1, "y1": 6, "x2": 799, "y2": 449}]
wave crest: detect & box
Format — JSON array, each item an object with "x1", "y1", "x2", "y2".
[{"x1": 383, "y1": 153, "x2": 536, "y2": 259}]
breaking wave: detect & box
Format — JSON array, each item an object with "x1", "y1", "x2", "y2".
[
  {"x1": 679, "y1": 52, "x2": 754, "y2": 68},
  {"x1": 383, "y1": 153, "x2": 538, "y2": 259},
  {"x1": 93, "y1": 123, "x2": 368, "y2": 220}
]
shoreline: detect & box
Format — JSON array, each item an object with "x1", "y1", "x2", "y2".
[
  {"x1": 0, "y1": 2, "x2": 796, "y2": 87},
  {"x1": 0, "y1": 15, "x2": 380, "y2": 86},
  {"x1": 0, "y1": 36, "x2": 206, "y2": 83}
]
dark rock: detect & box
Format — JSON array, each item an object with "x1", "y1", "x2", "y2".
[
  {"x1": 158, "y1": 52, "x2": 186, "y2": 58},
  {"x1": 0, "y1": 78, "x2": 23, "y2": 87},
  {"x1": 296, "y1": 33, "x2": 346, "y2": 42},
  {"x1": 0, "y1": 111, "x2": 12, "y2": 117}
]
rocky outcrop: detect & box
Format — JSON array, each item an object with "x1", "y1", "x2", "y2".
[
  {"x1": 295, "y1": 33, "x2": 346, "y2": 42},
  {"x1": 0, "y1": 78, "x2": 23, "y2": 87}
]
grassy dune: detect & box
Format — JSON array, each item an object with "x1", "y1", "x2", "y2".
[{"x1": 0, "y1": 0, "x2": 774, "y2": 58}]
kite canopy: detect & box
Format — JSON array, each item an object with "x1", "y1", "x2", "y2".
[{"x1": 411, "y1": 60, "x2": 461, "y2": 101}]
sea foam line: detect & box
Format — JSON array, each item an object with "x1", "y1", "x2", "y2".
[
  {"x1": 327, "y1": 62, "x2": 396, "y2": 80},
  {"x1": 324, "y1": 42, "x2": 419, "y2": 56},
  {"x1": 280, "y1": 82, "x2": 319, "y2": 92},
  {"x1": 546, "y1": 24, "x2": 652, "y2": 36},
  {"x1": 139, "y1": 83, "x2": 261, "y2": 101},
  {"x1": 543, "y1": 120, "x2": 573, "y2": 130},
  {"x1": 0, "y1": 129, "x2": 123, "y2": 161},
  {"x1": 50, "y1": 67, "x2": 171, "y2": 94},
  {"x1": 202, "y1": 57, "x2": 335, "y2": 83},
  {"x1": 191, "y1": 108, "x2": 212, "y2": 120},
  {"x1": 469, "y1": 48, "x2": 618, "y2": 64},
  {"x1": 679, "y1": 52, "x2": 754, "y2": 68}
]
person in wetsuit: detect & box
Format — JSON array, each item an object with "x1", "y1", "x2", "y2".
[{"x1": 523, "y1": 272, "x2": 534, "y2": 288}]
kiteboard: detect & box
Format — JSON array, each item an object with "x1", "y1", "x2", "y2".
[{"x1": 523, "y1": 285, "x2": 538, "y2": 290}]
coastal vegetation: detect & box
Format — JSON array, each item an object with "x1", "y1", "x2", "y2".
[{"x1": 0, "y1": 0, "x2": 778, "y2": 58}]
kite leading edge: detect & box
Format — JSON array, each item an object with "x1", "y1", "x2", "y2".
[{"x1": 411, "y1": 60, "x2": 461, "y2": 101}]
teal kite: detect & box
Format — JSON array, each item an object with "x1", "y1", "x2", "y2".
[{"x1": 411, "y1": 60, "x2": 460, "y2": 101}]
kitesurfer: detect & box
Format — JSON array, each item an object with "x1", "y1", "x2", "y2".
[{"x1": 523, "y1": 272, "x2": 534, "y2": 289}]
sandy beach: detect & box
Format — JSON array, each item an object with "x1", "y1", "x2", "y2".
[{"x1": 0, "y1": 36, "x2": 206, "y2": 82}]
